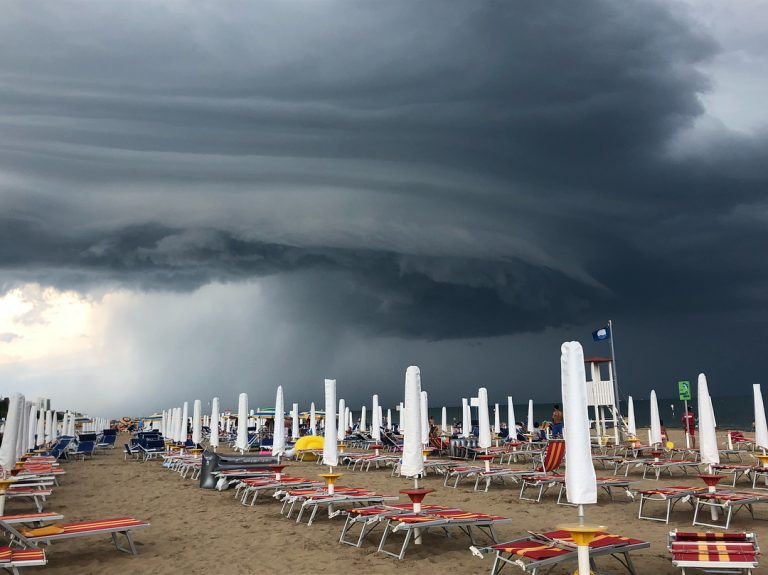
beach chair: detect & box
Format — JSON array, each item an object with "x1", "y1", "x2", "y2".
[
  {"x1": 0, "y1": 517, "x2": 150, "y2": 556},
  {"x1": 70, "y1": 440, "x2": 95, "y2": 461},
  {"x1": 554, "y1": 477, "x2": 635, "y2": 505},
  {"x1": 3, "y1": 488, "x2": 53, "y2": 514},
  {"x1": 634, "y1": 485, "x2": 707, "y2": 524},
  {"x1": 692, "y1": 490, "x2": 768, "y2": 530},
  {"x1": 0, "y1": 547, "x2": 46, "y2": 574},
  {"x1": 471, "y1": 529, "x2": 650, "y2": 575},
  {"x1": 339, "y1": 504, "x2": 457, "y2": 548},
  {"x1": 496, "y1": 440, "x2": 567, "y2": 498},
  {"x1": 123, "y1": 443, "x2": 141, "y2": 460},
  {"x1": 729, "y1": 431, "x2": 756, "y2": 451},
  {"x1": 378, "y1": 508, "x2": 511, "y2": 560},
  {"x1": 713, "y1": 463, "x2": 756, "y2": 487},
  {"x1": 668, "y1": 530, "x2": 760, "y2": 574}
]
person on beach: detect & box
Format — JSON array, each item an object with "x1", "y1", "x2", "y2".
[
  {"x1": 551, "y1": 404, "x2": 563, "y2": 438},
  {"x1": 659, "y1": 420, "x2": 669, "y2": 444},
  {"x1": 682, "y1": 408, "x2": 696, "y2": 448}
]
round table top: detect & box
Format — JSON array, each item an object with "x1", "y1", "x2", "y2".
[
  {"x1": 698, "y1": 474, "x2": 724, "y2": 487},
  {"x1": 476, "y1": 454, "x2": 495, "y2": 461}
]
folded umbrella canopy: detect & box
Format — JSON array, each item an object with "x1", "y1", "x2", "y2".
[
  {"x1": 235, "y1": 394, "x2": 249, "y2": 452},
  {"x1": 192, "y1": 400, "x2": 202, "y2": 446},
  {"x1": 562, "y1": 341, "x2": 597, "y2": 505},
  {"x1": 462, "y1": 398, "x2": 471, "y2": 438},
  {"x1": 420, "y1": 390, "x2": 429, "y2": 448},
  {"x1": 627, "y1": 396, "x2": 637, "y2": 437},
  {"x1": 401, "y1": 366, "x2": 424, "y2": 479},
  {"x1": 649, "y1": 391, "x2": 662, "y2": 446},
  {"x1": 337, "y1": 399, "x2": 346, "y2": 441},
  {"x1": 697, "y1": 374, "x2": 720, "y2": 469},
  {"x1": 323, "y1": 379, "x2": 338, "y2": 468},
  {"x1": 272, "y1": 386, "x2": 285, "y2": 457},
  {"x1": 754, "y1": 384, "x2": 768, "y2": 452},
  {"x1": 210, "y1": 397, "x2": 220, "y2": 450},
  {"x1": 527, "y1": 400, "x2": 535, "y2": 434},
  {"x1": 0, "y1": 393, "x2": 23, "y2": 476},
  {"x1": 372, "y1": 395, "x2": 381, "y2": 442},
  {"x1": 507, "y1": 396, "x2": 516, "y2": 436},
  {"x1": 310, "y1": 402, "x2": 317, "y2": 435},
  {"x1": 477, "y1": 388, "x2": 492, "y2": 452}
]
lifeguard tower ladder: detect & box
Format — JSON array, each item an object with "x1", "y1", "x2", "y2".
[{"x1": 584, "y1": 357, "x2": 620, "y2": 445}]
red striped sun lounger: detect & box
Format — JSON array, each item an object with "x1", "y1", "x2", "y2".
[
  {"x1": 471, "y1": 529, "x2": 649, "y2": 575},
  {"x1": 668, "y1": 530, "x2": 760, "y2": 574},
  {"x1": 1, "y1": 517, "x2": 150, "y2": 556},
  {"x1": 4, "y1": 488, "x2": 52, "y2": 513},
  {"x1": 634, "y1": 486, "x2": 707, "y2": 524},
  {"x1": 378, "y1": 509, "x2": 511, "y2": 560},
  {"x1": 339, "y1": 504, "x2": 459, "y2": 548},
  {"x1": 692, "y1": 490, "x2": 768, "y2": 530},
  {"x1": 0, "y1": 546, "x2": 47, "y2": 574}
]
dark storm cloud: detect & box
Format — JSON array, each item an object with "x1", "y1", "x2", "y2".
[{"x1": 1, "y1": 0, "x2": 767, "y2": 342}]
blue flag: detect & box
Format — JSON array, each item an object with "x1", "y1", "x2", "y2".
[{"x1": 592, "y1": 325, "x2": 611, "y2": 342}]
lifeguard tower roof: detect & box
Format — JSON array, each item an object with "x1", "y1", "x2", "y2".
[{"x1": 584, "y1": 356, "x2": 612, "y2": 363}]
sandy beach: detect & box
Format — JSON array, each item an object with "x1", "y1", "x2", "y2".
[{"x1": 14, "y1": 428, "x2": 768, "y2": 575}]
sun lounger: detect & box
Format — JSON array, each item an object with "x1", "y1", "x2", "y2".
[
  {"x1": 634, "y1": 485, "x2": 707, "y2": 524},
  {"x1": 378, "y1": 508, "x2": 511, "y2": 560},
  {"x1": 668, "y1": 530, "x2": 760, "y2": 574},
  {"x1": 278, "y1": 486, "x2": 397, "y2": 525},
  {"x1": 237, "y1": 477, "x2": 324, "y2": 505},
  {"x1": 471, "y1": 529, "x2": 650, "y2": 575},
  {"x1": 0, "y1": 513, "x2": 63, "y2": 527},
  {"x1": 339, "y1": 504, "x2": 457, "y2": 548},
  {"x1": 4, "y1": 488, "x2": 52, "y2": 514},
  {"x1": 553, "y1": 477, "x2": 635, "y2": 505},
  {"x1": 0, "y1": 546, "x2": 47, "y2": 574},
  {"x1": 622, "y1": 458, "x2": 701, "y2": 480},
  {"x1": 473, "y1": 440, "x2": 566, "y2": 493},
  {"x1": 713, "y1": 464, "x2": 756, "y2": 487},
  {"x1": 729, "y1": 431, "x2": 757, "y2": 451},
  {"x1": 1, "y1": 517, "x2": 150, "y2": 556},
  {"x1": 692, "y1": 490, "x2": 768, "y2": 530}
]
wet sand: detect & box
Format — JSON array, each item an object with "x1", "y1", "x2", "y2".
[{"x1": 14, "y1": 429, "x2": 768, "y2": 575}]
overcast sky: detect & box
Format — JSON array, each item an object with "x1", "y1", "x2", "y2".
[{"x1": 1, "y1": 0, "x2": 767, "y2": 417}]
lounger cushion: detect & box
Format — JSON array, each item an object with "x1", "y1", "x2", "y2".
[{"x1": 19, "y1": 524, "x2": 64, "y2": 537}]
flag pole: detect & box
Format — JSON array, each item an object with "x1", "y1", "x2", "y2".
[{"x1": 608, "y1": 319, "x2": 622, "y2": 438}]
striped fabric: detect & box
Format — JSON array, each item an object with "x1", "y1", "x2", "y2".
[
  {"x1": 493, "y1": 530, "x2": 643, "y2": 561},
  {"x1": 0, "y1": 512, "x2": 61, "y2": 522},
  {"x1": 0, "y1": 547, "x2": 46, "y2": 563},
  {"x1": 670, "y1": 532, "x2": 758, "y2": 565},
  {"x1": 541, "y1": 440, "x2": 565, "y2": 472},
  {"x1": 23, "y1": 517, "x2": 148, "y2": 538}
]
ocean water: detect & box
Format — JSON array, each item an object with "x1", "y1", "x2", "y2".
[{"x1": 354, "y1": 394, "x2": 760, "y2": 431}]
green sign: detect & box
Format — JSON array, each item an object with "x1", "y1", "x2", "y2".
[{"x1": 678, "y1": 380, "x2": 691, "y2": 401}]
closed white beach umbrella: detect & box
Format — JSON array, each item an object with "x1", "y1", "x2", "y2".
[
  {"x1": 291, "y1": 403, "x2": 300, "y2": 440},
  {"x1": 337, "y1": 399, "x2": 346, "y2": 441},
  {"x1": 176, "y1": 406, "x2": 184, "y2": 443},
  {"x1": 160, "y1": 411, "x2": 166, "y2": 437},
  {"x1": 0, "y1": 393, "x2": 23, "y2": 475},
  {"x1": 181, "y1": 401, "x2": 189, "y2": 442},
  {"x1": 562, "y1": 341, "x2": 597, "y2": 505},
  {"x1": 754, "y1": 384, "x2": 768, "y2": 452},
  {"x1": 401, "y1": 366, "x2": 424, "y2": 478},
  {"x1": 44, "y1": 410, "x2": 53, "y2": 443},
  {"x1": 272, "y1": 386, "x2": 285, "y2": 457},
  {"x1": 346, "y1": 407, "x2": 352, "y2": 431},
  {"x1": 507, "y1": 396, "x2": 516, "y2": 436},
  {"x1": 477, "y1": 388, "x2": 492, "y2": 451},
  {"x1": 235, "y1": 393, "x2": 249, "y2": 452},
  {"x1": 192, "y1": 400, "x2": 202, "y2": 446},
  {"x1": 398, "y1": 402, "x2": 404, "y2": 432},
  {"x1": 387, "y1": 408, "x2": 393, "y2": 431},
  {"x1": 462, "y1": 398, "x2": 471, "y2": 438},
  {"x1": 372, "y1": 395, "x2": 381, "y2": 442},
  {"x1": 36, "y1": 410, "x2": 45, "y2": 448},
  {"x1": 627, "y1": 396, "x2": 637, "y2": 437},
  {"x1": 561, "y1": 341, "x2": 598, "y2": 575},
  {"x1": 420, "y1": 390, "x2": 429, "y2": 447},
  {"x1": 527, "y1": 400, "x2": 535, "y2": 433},
  {"x1": 494, "y1": 403, "x2": 501, "y2": 434},
  {"x1": 210, "y1": 397, "x2": 220, "y2": 450},
  {"x1": 697, "y1": 374, "x2": 720, "y2": 468},
  {"x1": 649, "y1": 391, "x2": 662, "y2": 445},
  {"x1": 310, "y1": 402, "x2": 317, "y2": 435},
  {"x1": 441, "y1": 406, "x2": 447, "y2": 433},
  {"x1": 20, "y1": 402, "x2": 32, "y2": 457},
  {"x1": 360, "y1": 406, "x2": 367, "y2": 432},
  {"x1": 323, "y1": 379, "x2": 338, "y2": 468},
  {"x1": 68, "y1": 412, "x2": 76, "y2": 436}
]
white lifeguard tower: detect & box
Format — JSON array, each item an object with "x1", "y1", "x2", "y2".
[{"x1": 584, "y1": 356, "x2": 620, "y2": 445}]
